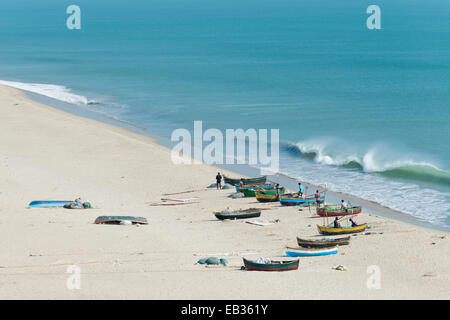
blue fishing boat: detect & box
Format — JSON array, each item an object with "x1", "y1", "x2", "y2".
[
  {"x1": 285, "y1": 246, "x2": 338, "y2": 257},
  {"x1": 279, "y1": 193, "x2": 324, "y2": 206},
  {"x1": 28, "y1": 200, "x2": 73, "y2": 208}
]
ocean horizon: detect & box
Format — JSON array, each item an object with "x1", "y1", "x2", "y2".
[{"x1": 1, "y1": 0, "x2": 449, "y2": 228}]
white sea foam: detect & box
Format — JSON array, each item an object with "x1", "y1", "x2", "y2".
[{"x1": 0, "y1": 80, "x2": 96, "y2": 105}]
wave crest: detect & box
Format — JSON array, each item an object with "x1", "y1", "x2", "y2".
[
  {"x1": 283, "y1": 142, "x2": 450, "y2": 186},
  {"x1": 0, "y1": 80, "x2": 98, "y2": 105}
]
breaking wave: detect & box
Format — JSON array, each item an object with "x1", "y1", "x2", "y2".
[
  {"x1": 0, "y1": 79, "x2": 99, "y2": 105},
  {"x1": 283, "y1": 141, "x2": 450, "y2": 187}
]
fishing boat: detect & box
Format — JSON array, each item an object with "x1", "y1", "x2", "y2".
[
  {"x1": 255, "y1": 191, "x2": 279, "y2": 202},
  {"x1": 28, "y1": 200, "x2": 73, "y2": 208},
  {"x1": 316, "y1": 205, "x2": 362, "y2": 217},
  {"x1": 279, "y1": 193, "x2": 323, "y2": 206},
  {"x1": 242, "y1": 258, "x2": 299, "y2": 271},
  {"x1": 296, "y1": 236, "x2": 351, "y2": 248},
  {"x1": 317, "y1": 223, "x2": 367, "y2": 235},
  {"x1": 214, "y1": 208, "x2": 261, "y2": 220},
  {"x1": 235, "y1": 184, "x2": 274, "y2": 192},
  {"x1": 224, "y1": 176, "x2": 267, "y2": 186},
  {"x1": 238, "y1": 187, "x2": 285, "y2": 197},
  {"x1": 94, "y1": 216, "x2": 148, "y2": 225},
  {"x1": 285, "y1": 246, "x2": 338, "y2": 257}
]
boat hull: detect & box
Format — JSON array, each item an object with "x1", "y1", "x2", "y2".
[
  {"x1": 317, "y1": 223, "x2": 367, "y2": 235},
  {"x1": 243, "y1": 258, "x2": 299, "y2": 271},
  {"x1": 94, "y1": 216, "x2": 148, "y2": 225},
  {"x1": 28, "y1": 200, "x2": 73, "y2": 208},
  {"x1": 224, "y1": 176, "x2": 267, "y2": 186},
  {"x1": 286, "y1": 246, "x2": 338, "y2": 257},
  {"x1": 255, "y1": 191, "x2": 280, "y2": 202},
  {"x1": 317, "y1": 205, "x2": 362, "y2": 217},
  {"x1": 296, "y1": 236, "x2": 351, "y2": 248},
  {"x1": 280, "y1": 196, "x2": 324, "y2": 206},
  {"x1": 214, "y1": 209, "x2": 261, "y2": 220},
  {"x1": 239, "y1": 187, "x2": 285, "y2": 197}
]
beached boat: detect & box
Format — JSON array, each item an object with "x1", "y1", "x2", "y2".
[
  {"x1": 255, "y1": 191, "x2": 279, "y2": 202},
  {"x1": 224, "y1": 176, "x2": 267, "y2": 186},
  {"x1": 28, "y1": 200, "x2": 73, "y2": 208},
  {"x1": 285, "y1": 246, "x2": 338, "y2": 257},
  {"x1": 242, "y1": 258, "x2": 299, "y2": 271},
  {"x1": 317, "y1": 223, "x2": 367, "y2": 235},
  {"x1": 316, "y1": 205, "x2": 362, "y2": 217},
  {"x1": 235, "y1": 184, "x2": 274, "y2": 192},
  {"x1": 296, "y1": 236, "x2": 351, "y2": 248},
  {"x1": 214, "y1": 208, "x2": 261, "y2": 220},
  {"x1": 238, "y1": 187, "x2": 285, "y2": 197},
  {"x1": 94, "y1": 216, "x2": 148, "y2": 225},
  {"x1": 279, "y1": 193, "x2": 323, "y2": 206}
]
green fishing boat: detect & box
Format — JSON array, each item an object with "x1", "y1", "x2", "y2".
[{"x1": 239, "y1": 187, "x2": 285, "y2": 197}]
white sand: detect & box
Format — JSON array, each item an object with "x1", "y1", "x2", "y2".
[{"x1": 0, "y1": 85, "x2": 448, "y2": 299}]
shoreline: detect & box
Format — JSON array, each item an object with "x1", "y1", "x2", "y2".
[
  {"x1": 0, "y1": 84, "x2": 449, "y2": 299},
  {"x1": 20, "y1": 85, "x2": 450, "y2": 233}
]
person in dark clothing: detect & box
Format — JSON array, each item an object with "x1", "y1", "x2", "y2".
[
  {"x1": 216, "y1": 172, "x2": 222, "y2": 190},
  {"x1": 334, "y1": 217, "x2": 341, "y2": 228},
  {"x1": 349, "y1": 218, "x2": 358, "y2": 227},
  {"x1": 275, "y1": 183, "x2": 281, "y2": 198}
]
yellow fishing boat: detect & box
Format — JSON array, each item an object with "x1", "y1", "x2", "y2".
[
  {"x1": 255, "y1": 191, "x2": 279, "y2": 202},
  {"x1": 317, "y1": 223, "x2": 367, "y2": 235}
]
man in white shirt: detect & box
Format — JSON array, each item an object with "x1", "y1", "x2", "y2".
[{"x1": 341, "y1": 200, "x2": 348, "y2": 210}]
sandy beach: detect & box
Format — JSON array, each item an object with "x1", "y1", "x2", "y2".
[{"x1": 0, "y1": 84, "x2": 448, "y2": 299}]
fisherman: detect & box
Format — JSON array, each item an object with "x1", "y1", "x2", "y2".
[
  {"x1": 298, "y1": 183, "x2": 304, "y2": 197},
  {"x1": 275, "y1": 183, "x2": 281, "y2": 198},
  {"x1": 216, "y1": 172, "x2": 222, "y2": 190},
  {"x1": 350, "y1": 218, "x2": 358, "y2": 227},
  {"x1": 334, "y1": 217, "x2": 341, "y2": 228},
  {"x1": 341, "y1": 199, "x2": 348, "y2": 211},
  {"x1": 315, "y1": 190, "x2": 322, "y2": 207},
  {"x1": 239, "y1": 178, "x2": 244, "y2": 187}
]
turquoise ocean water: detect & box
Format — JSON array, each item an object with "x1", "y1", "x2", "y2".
[{"x1": 0, "y1": 0, "x2": 449, "y2": 227}]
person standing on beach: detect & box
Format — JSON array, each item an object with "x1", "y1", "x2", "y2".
[
  {"x1": 298, "y1": 183, "x2": 304, "y2": 197},
  {"x1": 275, "y1": 183, "x2": 281, "y2": 199},
  {"x1": 315, "y1": 190, "x2": 322, "y2": 207},
  {"x1": 216, "y1": 172, "x2": 222, "y2": 190}
]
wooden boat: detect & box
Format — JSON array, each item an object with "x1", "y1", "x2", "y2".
[
  {"x1": 279, "y1": 193, "x2": 324, "y2": 206},
  {"x1": 255, "y1": 191, "x2": 279, "y2": 202},
  {"x1": 242, "y1": 258, "x2": 299, "y2": 271},
  {"x1": 28, "y1": 200, "x2": 73, "y2": 208},
  {"x1": 296, "y1": 236, "x2": 351, "y2": 248},
  {"x1": 224, "y1": 176, "x2": 267, "y2": 186},
  {"x1": 317, "y1": 223, "x2": 367, "y2": 235},
  {"x1": 214, "y1": 208, "x2": 261, "y2": 220},
  {"x1": 94, "y1": 216, "x2": 148, "y2": 225},
  {"x1": 317, "y1": 205, "x2": 362, "y2": 217},
  {"x1": 286, "y1": 246, "x2": 338, "y2": 257},
  {"x1": 239, "y1": 187, "x2": 285, "y2": 197},
  {"x1": 235, "y1": 184, "x2": 274, "y2": 191}
]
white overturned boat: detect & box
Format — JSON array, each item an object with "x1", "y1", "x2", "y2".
[{"x1": 285, "y1": 246, "x2": 338, "y2": 257}]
